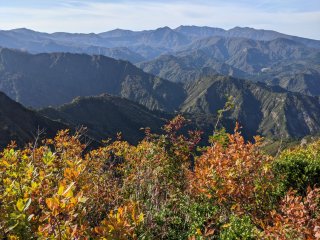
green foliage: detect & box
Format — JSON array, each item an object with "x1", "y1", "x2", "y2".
[
  {"x1": 273, "y1": 140, "x2": 320, "y2": 194},
  {"x1": 219, "y1": 215, "x2": 259, "y2": 240},
  {"x1": 209, "y1": 127, "x2": 229, "y2": 147},
  {"x1": 149, "y1": 195, "x2": 217, "y2": 240}
]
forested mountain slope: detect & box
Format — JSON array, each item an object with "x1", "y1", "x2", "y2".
[
  {"x1": 0, "y1": 48, "x2": 186, "y2": 111},
  {"x1": 0, "y1": 91, "x2": 65, "y2": 149}
]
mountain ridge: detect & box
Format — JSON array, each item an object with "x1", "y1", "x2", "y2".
[
  {"x1": 0, "y1": 44, "x2": 320, "y2": 140},
  {"x1": 181, "y1": 75, "x2": 320, "y2": 138},
  {"x1": 139, "y1": 36, "x2": 320, "y2": 95},
  {"x1": 0, "y1": 91, "x2": 66, "y2": 149},
  {"x1": 0, "y1": 47, "x2": 186, "y2": 111},
  {"x1": 38, "y1": 93, "x2": 170, "y2": 144},
  {"x1": 1, "y1": 26, "x2": 319, "y2": 63}
]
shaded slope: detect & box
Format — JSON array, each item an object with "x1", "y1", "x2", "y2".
[
  {"x1": 0, "y1": 91, "x2": 66, "y2": 149},
  {"x1": 0, "y1": 48, "x2": 186, "y2": 111},
  {"x1": 38, "y1": 94, "x2": 222, "y2": 145},
  {"x1": 181, "y1": 76, "x2": 320, "y2": 138},
  {"x1": 39, "y1": 94, "x2": 169, "y2": 144}
]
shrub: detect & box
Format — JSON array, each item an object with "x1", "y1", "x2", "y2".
[
  {"x1": 189, "y1": 124, "x2": 277, "y2": 219},
  {"x1": 264, "y1": 187, "x2": 320, "y2": 239},
  {"x1": 219, "y1": 215, "x2": 259, "y2": 240},
  {"x1": 274, "y1": 140, "x2": 320, "y2": 194},
  {"x1": 0, "y1": 116, "x2": 319, "y2": 239}
]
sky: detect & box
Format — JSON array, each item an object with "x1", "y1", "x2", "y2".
[{"x1": 0, "y1": 0, "x2": 319, "y2": 39}]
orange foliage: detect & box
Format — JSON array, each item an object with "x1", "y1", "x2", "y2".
[
  {"x1": 190, "y1": 125, "x2": 275, "y2": 218},
  {"x1": 265, "y1": 187, "x2": 320, "y2": 239}
]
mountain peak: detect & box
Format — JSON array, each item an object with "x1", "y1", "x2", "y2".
[
  {"x1": 11, "y1": 28, "x2": 44, "y2": 35},
  {"x1": 99, "y1": 28, "x2": 135, "y2": 38},
  {"x1": 154, "y1": 26, "x2": 173, "y2": 32},
  {"x1": 230, "y1": 26, "x2": 254, "y2": 30},
  {"x1": 12, "y1": 27, "x2": 34, "y2": 32}
]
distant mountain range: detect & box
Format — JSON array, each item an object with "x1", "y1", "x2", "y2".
[
  {"x1": 1, "y1": 26, "x2": 319, "y2": 62},
  {"x1": 1, "y1": 26, "x2": 319, "y2": 96},
  {"x1": 0, "y1": 26, "x2": 320, "y2": 146},
  {"x1": 139, "y1": 36, "x2": 320, "y2": 96}
]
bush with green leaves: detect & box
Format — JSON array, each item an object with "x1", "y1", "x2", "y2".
[
  {"x1": 273, "y1": 140, "x2": 320, "y2": 194},
  {"x1": 219, "y1": 215, "x2": 259, "y2": 240}
]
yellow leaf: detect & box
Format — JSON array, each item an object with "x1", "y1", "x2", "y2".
[
  {"x1": 70, "y1": 197, "x2": 77, "y2": 204},
  {"x1": 31, "y1": 182, "x2": 38, "y2": 191},
  {"x1": 222, "y1": 223, "x2": 231, "y2": 228},
  {"x1": 46, "y1": 197, "x2": 59, "y2": 210},
  {"x1": 46, "y1": 198, "x2": 54, "y2": 210},
  {"x1": 138, "y1": 213, "x2": 144, "y2": 223},
  {"x1": 2, "y1": 160, "x2": 10, "y2": 167},
  {"x1": 65, "y1": 189, "x2": 73, "y2": 198},
  {"x1": 58, "y1": 184, "x2": 65, "y2": 195},
  {"x1": 39, "y1": 170, "x2": 45, "y2": 180},
  {"x1": 16, "y1": 199, "x2": 25, "y2": 212},
  {"x1": 108, "y1": 225, "x2": 115, "y2": 232},
  {"x1": 263, "y1": 165, "x2": 270, "y2": 173}
]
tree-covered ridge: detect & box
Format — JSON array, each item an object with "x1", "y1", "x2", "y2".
[
  {"x1": 0, "y1": 92, "x2": 66, "y2": 149},
  {"x1": 0, "y1": 48, "x2": 185, "y2": 111},
  {"x1": 0, "y1": 116, "x2": 319, "y2": 239}
]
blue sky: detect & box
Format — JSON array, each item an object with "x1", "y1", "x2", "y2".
[{"x1": 0, "y1": 0, "x2": 319, "y2": 39}]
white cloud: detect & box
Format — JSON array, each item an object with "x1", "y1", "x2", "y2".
[{"x1": 0, "y1": 1, "x2": 319, "y2": 39}]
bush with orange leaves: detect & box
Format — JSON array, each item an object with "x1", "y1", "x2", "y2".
[
  {"x1": 0, "y1": 115, "x2": 320, "y2": 239},
  {"x1": 265, "y1": 187, "x2": 320, "y2": 239},
  {"x1": 190, "y1": 124, "x2": 278, "y2": 214}
]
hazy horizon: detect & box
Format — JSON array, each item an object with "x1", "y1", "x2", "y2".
[
  {"x1": 0, "y1": 0, "x2": 319, "y2": 40},
  {"x1": 4, "y1": 25, "x2": 319, "y2": 39}
]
